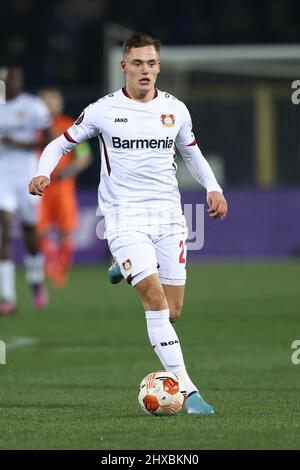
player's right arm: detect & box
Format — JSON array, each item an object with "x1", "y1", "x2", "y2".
[
  {"x1": 29, "y1": 105, "x2": 98, "y2": 196},
  {"x1": 29, "y1": 175, "x2": 51, "y2": 196}
]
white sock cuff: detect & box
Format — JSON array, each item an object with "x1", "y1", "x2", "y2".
[
  {"x1": 24, "y1": 254, "x2": 45, "y2": 284},
  {"x1": 145, "y1": 309, "x2": 170, "y2": 320},
  {"x1": 171, "y1": 366, "x2": 186, "y2": 375}
]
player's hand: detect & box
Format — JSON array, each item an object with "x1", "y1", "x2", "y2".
[
  {"x1": 207, "y1": 191, "x2": 228, "y2": 221},
  {"x1": 29, "y1": 176, "x2": 50, "y2": 196}
]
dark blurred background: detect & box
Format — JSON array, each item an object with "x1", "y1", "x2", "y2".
[
  {"x1": 1, "y1": 0, "x2": 300, "y2": 87},
  {"x1": 2, "y1": 0, "x2": 300, "y2": 260},
  {"x1": 1, "y1": 0, "x2": 300, "y2": 188}
]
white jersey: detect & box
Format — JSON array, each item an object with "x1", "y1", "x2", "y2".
[
  {"x1": 0, "y1": 93, "x2": 51, "y2": 221},
  {"x1": 0, "y1": 92, "x2": 51, "y2": 168},
  {"x1": 37, "y1": 87, "x2": 222, "y2": 230},
  {"x1": 65, "y1": 88, "x2": 203, "y2": 221}
]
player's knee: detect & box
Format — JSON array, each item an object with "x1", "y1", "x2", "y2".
[
  {"x1": 169, "y1": 301, "x2": 183, "y2": 323},
  {"x1": 143, "y1": 290, "x2": 167, "y2": 311}
]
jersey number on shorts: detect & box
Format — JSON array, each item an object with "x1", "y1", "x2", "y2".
[{"x1": 179, "y1": 240, "x2": 187, "y2": 264}]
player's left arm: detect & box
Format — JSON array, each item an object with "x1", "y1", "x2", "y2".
[
  {"x1": 179, "y1": 143, "x2": 228, "y2": 221},
  {"x1": 206, "y1": 191, "x2": 227, "y2": 221},
  {"x1": 175, "y1": 103, "x2": 228, "y2": 221}
]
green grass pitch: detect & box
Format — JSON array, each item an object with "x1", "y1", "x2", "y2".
[{"x1": 0, "y1": 261, "x2": 300, "y2": 450}]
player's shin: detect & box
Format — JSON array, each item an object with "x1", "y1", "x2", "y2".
[
  {"x1": 59, "y1": 240, "x2": 73, "y2": 272},
  {"x1": 24, "y1": 254, "x2": 48, "y2": 309},
  {"x1": 52, "y1": 240, "x2": 74, "y2": 287},
  {"x1": 24, "y1": 253, "x2": 45, "y2": 285},
  {"x1": 0, "y1": 260, "x2": 16, "y2": 303},
  {"x1": 145, "y1": 309, "x2": 198, "y2": 396},
  {"x1": 40, "y1": 236, "x2": 58, "y2": 278}
]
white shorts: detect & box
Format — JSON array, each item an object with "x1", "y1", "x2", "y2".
[
  {"x1": 0, "y1": 158, "x2": 39, "y2": 225},
  {"x1": 108, "y1": 221, "x2": 188, "y2": 287}
]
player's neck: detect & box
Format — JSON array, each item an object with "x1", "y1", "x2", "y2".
[{"x1": 123, "y1": 85, "x2": 157, "y2": 103}]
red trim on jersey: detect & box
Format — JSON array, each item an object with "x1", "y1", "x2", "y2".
[
  {"x1": 122, "y1": 86, "x2": 131, "y2": 98},
  {"x1": 100, "y1": 133, "x2": 111, "y2": 175},
  {"x1": 172, "y1": 152, "x2": 177, "y2": 170},
  {"x1": 122, "y1": 86, "x2": 158, "y2": 100},
  {"x1": 187, "y1": 139, "x2": 197, "y2": 146},
  {"x1": 64, "y1": 131, "x2": 78, "y2": 144}
]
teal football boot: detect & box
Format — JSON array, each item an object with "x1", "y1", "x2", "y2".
[
  {"x1": 184, "y1": 391, "x2": 215, "y2": 415},
  {"x1": 108, "y1": 260, "x2": 123, "y2": 284}
]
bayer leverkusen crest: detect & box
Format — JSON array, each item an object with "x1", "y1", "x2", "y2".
[
  {"x1": 160, "y1": 114, "x2": 175, "y2": 127},
  {"x1": 122, "y1": 259, "x2": 132, "y2": 271}
]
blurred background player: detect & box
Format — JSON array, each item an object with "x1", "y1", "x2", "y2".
[
  {"x1": 37, "y1": 88, "x2": 92, "y2": 287},
  {"x1": 0, "y1": 67, "x2": 52, "y2": 315}
]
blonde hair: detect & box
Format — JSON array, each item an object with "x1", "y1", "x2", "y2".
[{"x1": 122, "y1": 32, "x2": 160, "y2": 58}]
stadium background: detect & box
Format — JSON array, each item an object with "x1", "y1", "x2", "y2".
[
  {"x1": 2, "y1": 0, "x2": 300, "y2": 262},
  {"x1": 1, "y1": 0, "x2": 300, "y2": 451}
]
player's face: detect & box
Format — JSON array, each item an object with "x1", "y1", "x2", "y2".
[
  {"x1": 40, "y1": 91, "x2": 64, "y2": 117},
  {"x1": 121, "y1": 46, "x2": 160, "y2": 101}
]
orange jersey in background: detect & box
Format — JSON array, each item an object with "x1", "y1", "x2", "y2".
[
  {"x1": 50, "y1": 114, "x2": 75, "y2": 185},
  {"x1": 38, "y1": 114, "x2": 78, "y2": 232}
]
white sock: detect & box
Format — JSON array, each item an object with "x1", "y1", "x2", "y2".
[
  {"x1": 145, "y1": 309, "x2": 198, "y2": 396},
  {"x1": 175, "y1": 369, "x2": 198, "y2": 397},
  {"x1": 24, "y1": 254, "x2": 45, "y2": 285},
  {"x1": 0, "y1": 260, "x2": 16, "y2": 302}
]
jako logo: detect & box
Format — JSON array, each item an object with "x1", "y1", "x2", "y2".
[
  {"x1": 114, "y1": 118, "x2": 128, "y2": 122},
  {"x1": 0, "y1": 340, "x2": 6, "y2": 364},
  {"x1": 291, "y1": 340, "x2": 300, "y2": 365},
  {"x1": 160, "y1": 340, "x2": 179, "y2": 346},
  {"x1": 112, "y1": 136, "x2": 174, "y2": 149}
]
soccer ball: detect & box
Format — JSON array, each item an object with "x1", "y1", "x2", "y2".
[{"x1": 138, "y1": 370, "x2": 186, "y2": 416}]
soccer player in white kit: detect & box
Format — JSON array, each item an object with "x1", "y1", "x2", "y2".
[
  {"x1": 0, "y1": 68, "x2": 52, "y2": 315},
  {"x1": 29, "y1": 33, "x2": 228, "y2": 414}
]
